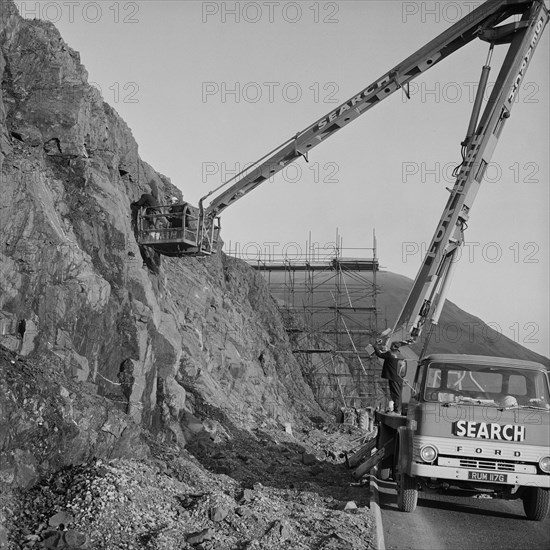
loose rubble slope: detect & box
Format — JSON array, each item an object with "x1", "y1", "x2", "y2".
[{"x1": 1, "y1": 345, "x2": 376, "y2": 549}]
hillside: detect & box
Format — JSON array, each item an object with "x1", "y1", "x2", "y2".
[{"x1": 376, "y1": 271, "x2": 549, "y2": 364}]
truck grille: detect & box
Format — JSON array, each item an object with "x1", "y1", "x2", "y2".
[{"x1": 458, "y1": 458, "x2": 516, "y2": 472}]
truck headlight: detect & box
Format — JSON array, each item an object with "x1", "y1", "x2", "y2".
[
  {"x1": 539, "y1": 457, "x2": 550, "y2": 473},
  {"x1": 420, "y1": 445, "x2": 438, "y2": 463}
]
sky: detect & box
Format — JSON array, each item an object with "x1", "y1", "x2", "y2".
[{"x1": 15, "y1": 0, "x2": 549, "y2": 357}]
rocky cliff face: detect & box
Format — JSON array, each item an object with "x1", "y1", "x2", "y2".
[{"x1": 0, "y1": 0, "x2": 324, "y2": 489}]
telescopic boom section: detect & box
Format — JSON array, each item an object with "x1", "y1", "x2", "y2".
[
  {"x1": 203, "y1": 0, "x2": 539, "y2": 219},
  {"x1": 390, "y1": 0, "x2": 548, "y2": 349}
]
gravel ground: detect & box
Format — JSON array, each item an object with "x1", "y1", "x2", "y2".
[{"x1": 3, "y1": 423, "x2": 377, "y2": 549}]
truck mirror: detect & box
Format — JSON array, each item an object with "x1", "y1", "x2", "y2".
[{"x1": 398, "y1": 359, "x2": 407, "y2": 378}]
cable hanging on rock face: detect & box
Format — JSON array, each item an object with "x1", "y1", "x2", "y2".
[{"x1": 95, "y1": 371, "x2": 121, "y2": 385}]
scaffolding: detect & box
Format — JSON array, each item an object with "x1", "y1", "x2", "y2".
[{"x1": 226, "y1": 231, "x2": 387, "y2": 413}]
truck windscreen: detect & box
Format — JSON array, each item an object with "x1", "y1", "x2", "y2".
[{"x1": 423, "y1": 362, "x2": 550, "y2": 408}]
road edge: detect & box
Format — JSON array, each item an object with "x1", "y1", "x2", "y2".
[{"x1": 370, "y1": 474, "x2": 385, "y2": 550}]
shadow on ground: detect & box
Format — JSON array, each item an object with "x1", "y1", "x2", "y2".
[{"x1": 184, "y1": 394, "x2": 372, "y2": 509}]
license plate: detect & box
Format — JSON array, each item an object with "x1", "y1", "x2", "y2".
[{"x1": 468, "y1": 471, "x2": 507, "y2": 483}]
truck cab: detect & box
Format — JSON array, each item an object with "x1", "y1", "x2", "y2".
[{"x1": 395, "y1": 354, "x2": 550, "y2": 519}]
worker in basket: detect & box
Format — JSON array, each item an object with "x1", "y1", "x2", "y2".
[{"x1": 131, "y1": 189, "x2": 168, "y2": 237}]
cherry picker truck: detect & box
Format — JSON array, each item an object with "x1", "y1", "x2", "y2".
[
  {"x1": 343, "y1": 0, "x2": 550, "y2": 520},
  {"x1": 137, "y1": 0, "x2": 550, "y2": 519}
]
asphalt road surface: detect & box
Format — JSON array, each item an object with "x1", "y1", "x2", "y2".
[{"x1": 374, "y1": 478, "x2": 550, "y2": 550}]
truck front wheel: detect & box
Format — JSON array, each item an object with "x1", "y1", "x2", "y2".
[
  {"x1": 397, "y1": 473, "x2": 418, "y2": 512},
  {"x1": 522, "y1": 487, "x2": 550, "y2": 521}
]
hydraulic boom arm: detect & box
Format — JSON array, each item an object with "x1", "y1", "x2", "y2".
[
  {"x1": 138, "y1": 0, "x2": 546, "y2": 340},
  {"x1": 390, "y1": 0, "x2": 548, "y2": 351},
  {"x1": 202, "y1": 0, "x2": 545, "y2": 220}
]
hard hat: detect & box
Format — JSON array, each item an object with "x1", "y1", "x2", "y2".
[
  {"x1": 390, "y1": 342, "x2": 400, "y2": 350},
  {"x1": 500, "y1": 395, "x2": 518, "y2": 408}
]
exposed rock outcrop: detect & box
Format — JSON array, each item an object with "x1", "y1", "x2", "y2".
[{"x1": 0, "y1": 0, "x2": 324, "y2": 490}]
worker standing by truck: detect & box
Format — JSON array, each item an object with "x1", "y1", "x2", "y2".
[{"x1": 374, "y1": 341, "x2": 407, "y2": 414}]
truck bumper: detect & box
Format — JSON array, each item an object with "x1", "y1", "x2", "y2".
[{"x1": 410, "y1": 463, "x2": 550, "y2": 488}]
